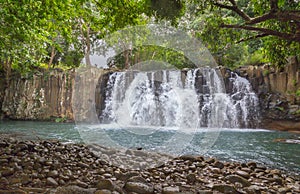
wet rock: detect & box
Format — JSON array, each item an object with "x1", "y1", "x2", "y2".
[
  {"x1": 124, "y1": 182, "x2": 154, "y2": 194},
  {"x1": 1, "y1": 168, "x2": 14, "y2": 177},
  {"x1": 97, "y1": 179, "x2": 115, "y2": 191},
  {"x1": 236, "y1": 170, "x2": 250, "y2": 179},
  {"x1": 95, "y1": 190, "x2": 112, "y2": 194},
  {"x1": 0, "y1": 158, "x2": 8, "y2": 163},
  {"x1": 247, "y1": 161, "x2": 257, "y2": 168},
  {"x1": 115, "y1": 171, "x2": 140, "y2": 181},
  {"x1": 278, "y1": 187, "x2": 291, "y2": 194},
  {"x1": 245, "y1": 185, "x2": 262, "y2": 194},
  {"x1": 212, "y1": 184, "x2": 239, "y2": 194},
  {"x1": 210, "y1": 167, "x2": 221, "y2": 174},
  {"x1": 46, "y1": 177, "x2": 58, "y2": 186},
  {"x1": 179, "y1": 155, "x2": 200, "y2": 162},
  {"x1": 213, "y1": 161, "x2": 224, "y2": 169},
  {"x1": 162, "y1": 186, "x2": 180, "y2": 194},
  {"x1": 205, "y1": 158, "x2": 215, "y2": 164},
  {"x1": 226, "y1": 175, "x2": 251, "y2": 187},
  {"x1": 0, "y1": 189, "x2": 27, "y2": 194},
  {"x1": 54, "y1": 186, "x2": 96, "y2": 194},
  {"x1": 78, "y1": 162, "x2": 89, "y2": 168},
  {"x1": 0, "y1": 177, "x2": 9, "y2": 189},
  {"x1": 186, "y1": 173, "x2": 197, "y2": 184},
  {"x1": 21, "y1": 175, "x2": 31, "y2": 185},
  {"x1": 75, "y1": 180, "x2": 89, "y2": 188},
  {"x1": 21, "y1": 187, "x2": 47, "y2": 193},
  {"x1": 48, "y1": 170, "x2": 59, "y2": 178},
  {"x1": 9, "y1": 177, "x2": 21, "y2": 185},
  {"x1": 198, "y1": 190, "x2": 213, "y2": 194}
]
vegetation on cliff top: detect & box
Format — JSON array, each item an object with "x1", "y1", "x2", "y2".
[{"x1": 0, "y1": 0, "x2": 299, "y2": 76}]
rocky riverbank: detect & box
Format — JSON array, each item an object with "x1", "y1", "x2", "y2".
[{"x1": 0, "y1": 135, "x2": 299, "y2": 194}]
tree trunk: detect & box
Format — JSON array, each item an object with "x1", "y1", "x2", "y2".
[
  {"x1": 48, "y1": 46, "x2": 56, "y2": 69},
  {"x1": 85, "y1": 26, "x2": 92, "y2": 66}
]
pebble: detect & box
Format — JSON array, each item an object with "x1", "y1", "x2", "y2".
[
  {"x1": 0, "y1": 136, "x2": 299, "y2": 194},
  {"x1": 124, "y1": 182, "x2": 154, "y2": 194},
  {"x1": 162, "y1": 186, "x2": 180, "y2": 194},
  {"x1": 212, "y1": 184, "x2": 239, "y2": 194},
  {"x1": 1, "y1": 168, "x2": 14, "y2": 177},
  {"x1": 97, "y1": 179, "x2": 115, "y2": 191},
  {"x1": 236, "y1": 170, "x2": 251, "y2": 179},
  {"x1": 48, "y1": 170, "x2": 59, "y2": 178},
  {"x1": 46, "y1": 177, "x2": 58, "y2": 186},
  {"x1": 226, "y1": 175, "x2": 251, "y2": 187}
]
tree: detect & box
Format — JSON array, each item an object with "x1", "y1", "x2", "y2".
[
  {"x1": 186, "y1": 0, "x2": 300, "y2": 66},
  {"x1": 75, "y1": 0, "x2": 148, "y2": 66},
  {"x1": 192, "y1": 0, "x2": 300, "y2": 42}
]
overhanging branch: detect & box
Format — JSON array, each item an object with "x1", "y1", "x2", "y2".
[
  {"x1": 213, "y1": 1, "x2": 251, "y2": 21},
  {"x1": 236, "y1": 33, "x2": 269, "y2": 43},
  {"x1": 221, "y1": 24, "x2": 300, "y2": 42}
]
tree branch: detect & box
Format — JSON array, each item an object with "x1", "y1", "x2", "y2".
[
  {"x1": 213, "y1": 0, "x2": 251, "y2": 21},
  {"x1": 236, "y1": 34, "x2": 269, "y2": 43},
  {"x1": 247, "y1": 11, "x2": 300, "y2": 25},
  {"x1": 221, "y1": 24, "x2": 300, "y2": 42}
]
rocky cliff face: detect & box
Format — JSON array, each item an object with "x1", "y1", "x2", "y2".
[
  {"x1": 1, "y1": 59, "x2": 299, "y2": 131},
  {"x1": 234, "y1": 56, "x2": 300, "y2": 131},
  {"x1": 0, "y1": 69, "x2": 74, "y2": 121}
]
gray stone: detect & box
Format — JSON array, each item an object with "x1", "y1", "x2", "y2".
[
  {"x1": 78, "y1": 162, "x2": 89, "y2": 168},
  {"x1": 278, "y1": 187, "x2": 291, "y2": 194},
  {"x1": 1, "y1": 168, "x2": 14, "y2": 177},
  {"x1": 48, "y1": 170, "x2": 59, "y2": 178},
  {"x1": 198, "y1": 190, "x2": 213, "y2": 194},
  {"x1": 54, "y1": 186, "x2": 96, "y2": 194},
  {"x1": 212, "y1": 184, "x2": 239, "y2": 194},
  {"x1": 124, "y1": 182, "x2": 154, "y2": 194},
  {"x1": 247, "y1": 161, "x2": 257, "y2": 168},
  {"x1": 75, "y1": 180, "x2": 89, "y2": 188},
  {"x1": 214, "y1": 161, "x2": 224, "y2": 169},
  {"x1": 115, "y1": 171, "x2": 140, "y2": 181},
  {"x1": 46, "y1": 177, "x2": 59, "y2": 186},
  {"x1": 127, "y1": 176, "x2": 148, "y2": 184},
  {"x1": 186, "y1": 173, "x2": 197, "y2": 184},
  {"x1": 245, "y1": 185, "x2": 262, "y2": 194},
  {"x1": 0, "y1": 189, "x2": 27, "y2": 194},
  {"x1": 97, "y1": 179, "x2": 115, "y2": 191},
  {"x1": 236, "y1": 170, "x2": 250, "y2": 179},
  {"x1": 95, "y1": 190, "x2": 112, "y2": 194},
  {"x1": 0, "y1": 177, "x2": 9, "y2": 188},
  {"x1": 162, "y1": 186, "x2": 180, "y2": 194},
  {"x1": 226, "y1": 175, "x2": 251, "y2": 187}
]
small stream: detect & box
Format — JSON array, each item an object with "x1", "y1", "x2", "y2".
[{"x1": 1, "y1": 121, "x2": 299, "y2": 176}]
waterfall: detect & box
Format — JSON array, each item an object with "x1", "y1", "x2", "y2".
[{"x1": 98, "y1": 68, "x2": 259, "y2": 129}]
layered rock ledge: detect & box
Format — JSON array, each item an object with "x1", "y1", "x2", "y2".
[{"x1": 0, "y1": 135, "x2": 299, "y2": 194}]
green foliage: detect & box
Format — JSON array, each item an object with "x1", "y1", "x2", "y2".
[
  {"x1": 296, "y1": 89, "x2": 300, "y2": 97},
  {"x1": 183, "y1": 0, "x2": 300, "y2": 68},
  {"x1": 145, "y1": 0, "x2": 185, "y2": 25},
  {"x1": 244, "y1": 49, "x2": 267, "y2": 66},
  {"x1": 263, "y1": 69, "x2": 270, "y2": 76},
  {"x1": 293, "y1": 109, "x2": 300, "y2": 115},
  {"x1": 55, "y1": 116, "x2": 67, "y2": 123},
  {"x1": 275, "y1": 106, "x2": 284, "y2": 111},
  {"x1": 0, "y1": 0, "x2": 150, "y2": 74},
  {"x1": 109, "y1": 45, "x2": 195, "y2": 69}
]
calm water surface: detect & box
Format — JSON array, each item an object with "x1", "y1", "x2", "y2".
[{"x1": 0, "y1": 121, "x2": 299, "y2": 175}]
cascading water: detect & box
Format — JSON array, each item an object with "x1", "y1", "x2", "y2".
[{"x1": 98, "y1": 68, "x2": 259, "y2": 129}]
